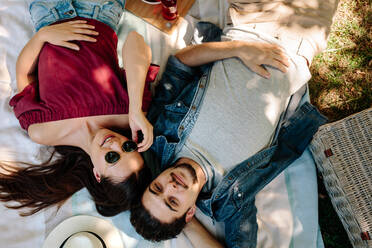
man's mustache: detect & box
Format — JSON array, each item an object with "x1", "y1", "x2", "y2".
[{"x1": 174, "y1": 163, "x2": 198, "y2": 184}]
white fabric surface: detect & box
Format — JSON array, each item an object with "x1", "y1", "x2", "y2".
[{"x1": 0, "y1": 1, "x2": 323, "y2": 247}]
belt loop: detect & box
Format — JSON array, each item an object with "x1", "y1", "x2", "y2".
[
  {"x1": 51, "y1": 8, "x2": 59, "y2": 19},
  {"x1": 93, "y1": 5, "x2": 100, "y2": 19}
]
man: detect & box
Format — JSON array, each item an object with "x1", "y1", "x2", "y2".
[{"x1": 130, "y1": 22, "x2": 327, "y2": 248}]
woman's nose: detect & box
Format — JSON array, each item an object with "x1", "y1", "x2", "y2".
[{"x1": 109, "y1": 140, "x2": 122, "y2": 151}]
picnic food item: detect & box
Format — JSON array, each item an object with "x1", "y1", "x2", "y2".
[
  {"x1": 161, "y1": 0, "x2": 178, "y2": 20},
  {"x1": 141, "y1": 0, "x2": 161, "y2": 4}
]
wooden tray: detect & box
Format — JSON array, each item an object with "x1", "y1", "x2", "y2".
[{"x1": 125, "y1": 0, "x2": 196, "y2": 34}]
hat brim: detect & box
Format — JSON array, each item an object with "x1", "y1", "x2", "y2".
[{"x1": 43, "y1": 215, "x2": 124, "y2": 248}]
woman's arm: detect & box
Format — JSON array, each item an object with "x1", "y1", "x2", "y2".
[
  {"x1": 183, "y1": 218, "x2": 225, "y2": 248},
  {"x1": 122, "y1": 31, "x2": 153, "y2": 152},
  {"x1": 16, "y1": 20, "x2": 98, "y2": 92},
  {"x1": 16, "y1": 31, "x2": 44, "y2": 92},
  {"x1": 175, "y1": 41, "x2": 290, "y2": 78}
]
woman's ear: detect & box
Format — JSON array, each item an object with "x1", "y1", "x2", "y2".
[
  {"x1": 185, "y1": 205, "x2": 196, "y2": 223},
  {"x1": 93, "y1": 167, "x2": 101, "y2": 183}
]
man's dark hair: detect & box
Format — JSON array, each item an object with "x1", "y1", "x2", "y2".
[{"x1": 130, "y1": 198, "x2": 187, "y2": 242}]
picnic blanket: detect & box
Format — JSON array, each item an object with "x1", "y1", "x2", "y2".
[{"x1": 0, "y1": 1, "x2": 324, "y2": 247}]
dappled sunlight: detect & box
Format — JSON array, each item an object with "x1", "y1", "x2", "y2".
[
  {"x1": 95, "y1": 222, "x2": 122, "y2": 245},
  {"x1": 319, "y1": 88, "x2": 343, "y2": 108},
  {"x1": 258, "y1": 208, "x2": 293, "y2": 230},
  {"x1": 263, "y1": 92, "x2": 282, "y2": 126},
  {"x1": 0, "y1": 51, "x2": 11, "y2": 83},
  {"x1": 92, "y1": 66, "x2": 115, "y2": 94},
  {"x1": 257, "y1": 208, "x2": 293, "y2": 248},
  {"x1": 292, "y1": 216, "x2": 305, "y2": 237},
  {"x1": 256, "y1": 173, "x2": 293, "y2": 247},
  {"x1": 171, "y1": 17, "x2": 189, "y2": 48},
  {"x1": 0, "y1": 26, "x2": 9, "y2": 38},
  {"x1": 244, "y1": 78, "x2": 259, "y2": 90},
  {"x1": 292, "y1": 0, "x2": 319, "y2": 9},
  {"x1": 0, "y1": 127, "x2": 43, "y2": 166}
]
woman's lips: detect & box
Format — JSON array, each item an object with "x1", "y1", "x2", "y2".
[{"x1": 101, "y1": 135, "x2": 115, "y2": 146}]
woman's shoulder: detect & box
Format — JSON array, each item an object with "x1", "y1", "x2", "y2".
[
  {"x1": 28, "y1": 114, "x2": 130, "y2": 146},
  {"x1": 28, "y1": 118, "x2": 85, "y2": 146}
]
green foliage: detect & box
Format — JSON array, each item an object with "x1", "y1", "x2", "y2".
[
  {"x1": 309, "y1": 1, "x2": 371, "y2": 247},
  {"x1": 309, "y1": 0, "x2": 371, "y2": 122}
]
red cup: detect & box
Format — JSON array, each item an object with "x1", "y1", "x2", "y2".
[{"x1": 161, "y1": 0, "x2": 178, "y2": 20}]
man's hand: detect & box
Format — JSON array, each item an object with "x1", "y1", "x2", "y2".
[
  {"x1": 235, "y1": 41, "x2": 290, "y2": 78},
  {"x1": 38, "y1": 20, "x2": 99, "y2": 50},
  {"x1": 129, "y1": 111, "x2": 153, "y2": 152}
]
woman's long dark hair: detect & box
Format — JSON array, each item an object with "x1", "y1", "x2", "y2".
[{"x1": 0, "y1": 145, "x2": 151, "y2": 216}]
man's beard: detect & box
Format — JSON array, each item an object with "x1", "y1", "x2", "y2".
[{"x1": 174, "y1": 163, "x2": 198, "y2": 184}]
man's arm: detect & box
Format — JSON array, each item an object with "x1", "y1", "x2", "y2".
[
  {"x1": 122, "y1": 31, "x2": 153, "y2": 151},
  {"x1": 175, "y1": 41, "x2": 289, "y2": 78},
  {"x1": 16, "y1": 20, "x2": 98, "y2": 92},
  {"x1": 183, "y1": 218, "x2": 225, "y2": 248}
]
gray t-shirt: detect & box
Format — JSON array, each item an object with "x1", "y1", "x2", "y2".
[
  {"x1": 175, "y1": 26, "x2": 311, "y2": 187},
  {"x1": 174, "y1": 144, "x2": 222, "y2": 194}
]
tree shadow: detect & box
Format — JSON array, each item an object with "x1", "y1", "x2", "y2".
[{"x1": 308, "y1": 0, "x2": 371, "y2": 121}]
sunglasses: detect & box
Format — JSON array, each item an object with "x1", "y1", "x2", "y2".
[{"x1": 104, "y1": 140, "x2": 138, "y2": 164}]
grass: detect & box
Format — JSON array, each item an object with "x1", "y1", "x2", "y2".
[
  {"x1": 308, "y1": 0, "x2": 371, "y2": 247},
  {"x1": 309, "y1": 0, "x2": 371, "y2": 121}
]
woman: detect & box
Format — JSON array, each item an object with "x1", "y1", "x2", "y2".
[{"x1": 0, "y1": 0, "x2": 156, "y2": 216}]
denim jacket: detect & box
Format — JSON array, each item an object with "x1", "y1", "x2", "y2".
[
  {"x1": 146, "y1": 54, "x2": 327, "y2": 248},
  {"x1": 145, "y1": 21, "x2": 328, "y2": 247},
  {"x1": 29, "y1": 0, "x2": 125, "y2": 32}
]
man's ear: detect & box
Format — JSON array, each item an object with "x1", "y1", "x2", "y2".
[
  {"x1": 93, "y1": 167, "x2": 101, "y2": 183},
  {"x1": 185, "y1": 205, "x2": 196, "y2": 223}
]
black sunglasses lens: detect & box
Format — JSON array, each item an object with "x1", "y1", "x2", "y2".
[
  {"x1": 122, "y1": 141, "x2": 137, "y2": 152},
  {"x1": 105, "y1": 151, "x2": 120, "y2": 164}
]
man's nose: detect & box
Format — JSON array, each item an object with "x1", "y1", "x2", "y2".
[{"x1": 166, "y1": 181, "x2": 181, "y2": 192}]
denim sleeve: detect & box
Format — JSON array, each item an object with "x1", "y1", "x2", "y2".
[
  {"x1": 147, "y1": 55, "x2": 201, "y2": 123},
  {"x1": 147, "y1": 22, "x2": 222, "y2": 123},
  {"x1": 192, "y1": 22, "x2": 222, "y2": 44},
  {"x1": 224, "y1": 201, "x2": 258, "y2": 248}
]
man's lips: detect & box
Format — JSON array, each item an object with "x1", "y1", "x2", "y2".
[
  {"x1": 172, "y1": 172, "x2": 187, "y2": 188},
  {"x1": 101, "y1": 135, "x2": 114, "y2": 146}
]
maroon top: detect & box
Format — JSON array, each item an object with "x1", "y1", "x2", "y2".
[{"x1": 10, "y1": 17, "x2": 159, "y2": 130}]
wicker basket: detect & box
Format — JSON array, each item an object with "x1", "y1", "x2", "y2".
[{"x1": 309, "y1": 108, "x2": 372, "y2": 248}]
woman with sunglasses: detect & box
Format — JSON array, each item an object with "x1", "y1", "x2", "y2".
[{"x1": 0, "y1": 0, "x2": 156, "y2": 216}]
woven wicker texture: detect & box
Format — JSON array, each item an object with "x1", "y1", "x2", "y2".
[{"x1": 309, "y1": 107, "x2": 372, "y2": 248}]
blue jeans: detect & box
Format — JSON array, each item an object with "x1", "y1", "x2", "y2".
[{"x1": 29, "y1": 0, "x2": 125, "y2": 32}]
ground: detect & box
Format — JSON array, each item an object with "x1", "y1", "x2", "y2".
[{"x1": 308, "y1": 0, "x2": 371, "y2": 247}]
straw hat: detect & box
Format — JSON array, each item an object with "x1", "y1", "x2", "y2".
[{"x1": 43, "y1": 215, "x2": 124, "y2": 248}]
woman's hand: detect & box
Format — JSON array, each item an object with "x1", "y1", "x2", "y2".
[
  {"x1": 128, "y1": 111, "x2": 153, "y2": 152},
  {"x1": 38, "y1": 20, "x2": 99, "y2": 50},
  {"x1": 235, "y1": 41, "x2": 290, "y2": 78}
]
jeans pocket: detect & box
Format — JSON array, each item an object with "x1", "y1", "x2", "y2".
[
  {"x1": 101, "y1": 1, "x2": 123, "y2": 22},
  {"x1": 153, "y1": 101, "x2": 188, "y2": 141},
  {"x1": 30, "y1": 0, "x2": 76, "y2": 31},
  {"x1": 29, "y1": 2, "x2": 57, "y2": 30},
  {"x1": 164, "y1": 101, "x2": 189, "y2": 115}
]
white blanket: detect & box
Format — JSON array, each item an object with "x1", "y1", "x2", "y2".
[{"x1": 0, "y1": 1, "x2": 323, "y2": 247}]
